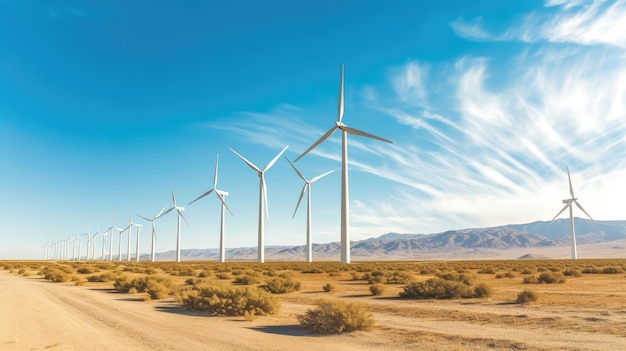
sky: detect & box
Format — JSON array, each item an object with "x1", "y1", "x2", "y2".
[{"x1": 1, "y1": 0, "x2": 625, "y2": 260}]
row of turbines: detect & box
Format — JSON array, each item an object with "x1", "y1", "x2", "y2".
[
  {"x1": 42, "y1": 65, "x2": 596, "y2": 263},
  {"x1": 43, "y1": 64, "x2": 393, "y2": 264}
]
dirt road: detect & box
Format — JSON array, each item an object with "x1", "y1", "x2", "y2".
[{"x1": 0, "y1": 271, "x2": 372, "y2": 351}]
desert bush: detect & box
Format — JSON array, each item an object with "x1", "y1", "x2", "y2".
[
  {"x1": 113, "y1": 275, "x2": 135, "y2": 292},
  {"x1": 17, "y1": 268, "x2": 26, "y2": 275},
  {"x1": 563, "y1": 269, "x2": 582, "y2": 277},
  {"x1": 538, "y1": 272, "x2": 566, "y2": 284},
  {"x1": 517, "y1": 289, "x2": 539, "y2": 304},
  {"x1": 197, "y1": 270, "x2": 211, "y2": 278},
  {"x1": 436, "y1": 272, "x2": 476, "y2": 286},
  {"x1": 504, "y1": 272, "x2": 516, "y2": 278},
  {"x1": 87, "y1": 272, "x2": 118, "y2": 282},
  {"x1": 234, "y1": 272, "x2": 263, "y2": 285},
  {"x1": 363, "y1": 271, "x2": 385, "y2": 284},
  {"x1": 384, "y1": 271, "x2": 414, "y2": 284},
  {"x1": 215, "y1": 272, "x2": 233, "y2": 280},
  {"x1": 602, "y1": 267, "x2": 622, "y2": 274},
  {"x1": 72, "y1": 275, "x2": 86, "y2": 286},
  {"x1": 185, "y1": 278, "x2": 202, "y2": 286},
  {"x1": 478, "y1": 267, "x2": 496, "y2": 274},
  {"x1": 350, "y1": 272, "x2": 364, "y2": 280},
  {"x1": 369, "y1": 283, "x2": 385, "y2": 296},
  {"x1": 523, "y1": 275, "x2": 539, "y2": 284},
  {"x1": 43, "y1": 268, "x2": 71, "y2": 282},
  {"x1": 521, "y1": 269, "x2": 535, "y2": 275},
  {"x1": 495, "y1": 273, "x2": 504, "y2": 279},
  {"x1": 473, "y1": 283, "x2": 492, "y2": 298},
  {"x1": 298, "y1": 300, "x2": 374, "y2": 334},
  {"x1": 77, "y1": 267, "x2": 95, "y2": 274},
  {"x1": 322, "y1": 283, "x2": 335, "y2": 293},
  {"x1": 261, "y1": 276, "x2": 301, "y2": 294},
  {"x1": 400, "y1": 276, "x2": 490, "y2": 299},
  {"x1": 178, "y1": 285, "x2": 280, "y2": 316},
  {"x1": 328, "y1": 271, "x2": 341, "y2": 277},
  {"x1": 143, "y1": 277, "x2": 173, "y2": 300}
]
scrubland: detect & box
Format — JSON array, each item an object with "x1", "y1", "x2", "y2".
[{"x1": 3, "y1": 259, "x2": 626, "y2": 350}]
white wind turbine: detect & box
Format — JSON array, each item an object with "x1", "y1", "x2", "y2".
[
  {"x1": 124, "y1": 212, "x2": 142, "y2": 262},
  {"x1": 551, "y1": 166, "x2": 597, "y2": 260},
  {"x1": 295, "y1": 64, "x2": 393, "y2": 263},
  {"x1": 171, "y1": 185, "x2": 188, "y2": 263},
  {"x1": 101, "y1": 227, "x2": 111, "y2": 261},
  {"x1": 230, "y1": 145, "x2": 289, "y2": 263},
  {"x1": 189, "y1": 154, "x2": 234, "y2": 263},
  {"x1": 137, "y1": 205, "x2": 173, "y2": 262},
  {"x1": 109, "y1": 215, "x2": 123, "y2": 261},
  {"x1": 286, "y1": 157, "x2": 333, "y2": 263}
]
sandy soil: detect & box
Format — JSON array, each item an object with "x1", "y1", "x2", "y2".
[{"x1": 1, "y1": 269, "x2": 626, "y2": 351}]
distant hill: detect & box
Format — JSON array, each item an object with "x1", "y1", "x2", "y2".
[{"x1": 144, "y1": 218, "x2": 626, "y2": 261}]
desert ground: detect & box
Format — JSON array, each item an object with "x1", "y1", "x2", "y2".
[{"x1": 2, "y1": 259, "x2": 626, "y2": 350}]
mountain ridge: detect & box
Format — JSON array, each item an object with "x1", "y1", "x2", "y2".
[{"x1": 144, "y1": 218, "x2": 626, "y2": 261}]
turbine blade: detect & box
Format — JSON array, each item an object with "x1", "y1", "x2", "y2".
[
  {"x1": 567, "y1": 166, "x2": 575, "y2": 198},
  {"x1": 229, "y1": 147, "x2": 261, "y2": 172},
  {"x1": 156, "y1": 205, "x2": 170, "y2": 218},
  {"x1": 552, "y1": 203, "x2": 571, "y2": 221},
  {"x1": 574, "y1": 200, "x2": 596, "y2": 224},
  {"x1": 294, "y1": 126, "x2": 338, "y2": 162},
  {"x1": 293, "y1": 184, "x2": 307, "y2": 219},
  {"x1": 217, "y1": 192, "x2": 234, "y2": 217},
  {"x1": 342, "y1": 125, "x2": 393, "y2": 143},
  {"x1": 136, "y1": 214, "x2": 152, "y2": 222},
  {"x1": 171, "y1": 185, "x2": 177, "y2": 207},
  {"x1": 285, "y1": 157, "x2": 306, "y2": 181},
  {"x1": 338, "y1": 64, "x2": 344, "y2": 123},
  {"x1": 188, "y1": 189, "x2": 214, "y2": 205},
  {"x1": 264, "y1": 145, "x2": 289, "y2": 171},
  {"x1": 179, "y1": 209, "x2": 188, "y2": 226},
  {"x1": 310, "y1": 170, "x2": 335, "y2": 183},
  {"x1": 214, "y1": 154, "x2": 219, "y2": 188},
  {"x1": 156, "y1": 207, "x2": 174, "y2": 219}
]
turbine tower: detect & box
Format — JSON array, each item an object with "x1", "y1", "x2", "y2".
[
  {"x1": 189, "y1": 154, "x2": 234, "y2": 263},
  {"x1": 101, "y1": 227, "x2": 111, "y2": 260},
  {"x1": 230, "y1": 145, "x2": 289, "y2": 263},
  {"x1": 286, "y1": 157, "x2": 333, "y2": 263},
  {"x1": 295, "y1": 64, "x2": 393, "y2": 263},
  {"x1": 551, "y1": 166, "x2": 597, "y2": 260},
  {"x1": 110, "y1": 215, "x2": 123, "y2": 261},
  {"x1": 171, "y1": 185, "x2": 188, "y2": 263},
  {"x1": 137, "y1": 205, "x2": 172, "y2": 262},
  {"x1": 125, "y1": 212, "x2": 141, "y2": 262}
]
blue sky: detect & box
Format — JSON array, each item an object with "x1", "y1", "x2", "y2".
[{"x1": 1, "y1": 0, "x2": 625, "y2": 260}]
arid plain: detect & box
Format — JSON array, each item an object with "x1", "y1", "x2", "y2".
[{"x1": 2, "y1": 258, "x2": 626, "y2": 351}]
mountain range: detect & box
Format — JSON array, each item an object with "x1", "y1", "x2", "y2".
[{"x1": 146, "y1": 218, "x2": 626, "y2": 261}]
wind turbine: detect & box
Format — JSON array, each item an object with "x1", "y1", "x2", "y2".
[
  {"x1": 171, "y1": 185, "x2": 188, "y2": 263},
  {"x1": 285, "y1": 157, "x2": 333, "y2": 263},
  {"x1": 101, "y1": 227, "x2": 111, "y2": 260},
  {"x1": 109, "y1": 215, "x2": 123, "y2": 261},
  {"x1": 551, "y1": 166, "x2": 597, "y2": 260},
  {"x1": 137, "y1": 205, "x2": 173, "y2": 262},
  {"x1": 189, "y1": 154, "x2": 234, "y2": 263},
  {"x1": 230, "y1": 145, "x2": 289, "y2": 263},
  {"x1": 124, "y1": 212, "x2": 142, "y2": 262},
  {"x1": 295, "y1": 64, "x2": 393, "y2": 263}
]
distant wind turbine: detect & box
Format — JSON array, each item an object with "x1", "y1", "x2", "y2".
[
  {"x1": 137, "y1": 205, "x2": 173, "y2": 262},
  {"x1": 101, "y1": 227, "x2": 111, "y2": 261},
  {"x1": 189, "y1": 154, "x2": 234, "y2": 263},
  {"x1": 171, "y1": 185, "x2": 188, "y2": 263},
  {"x1": 125, "y1": 212, "x2": 142, "y2": 262},
  {"x1": 286, "y1": 157, "x2": 333, "y2": 263},
  {"x1": 551, "y1": 166, "x2": 597, "y2": 260},
  {"x1": 295, "y1": 64, "x2": 393, "y2": 264},
  {"x1": 230, "y1": 145, "x2": 289, "y2": 263}
]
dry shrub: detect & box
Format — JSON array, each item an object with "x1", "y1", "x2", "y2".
[
  {"x1": 178, "y1": 285, "x2": 280, "y2": 317},
  {"x1": 87, "y1": 272, "x2": 118, "y2": 282},
  {"x1": 234, "y1": 271, "x2": 263, "y2": 285},
  {"x1": 400, "y1": 276, "x2": 491, "y2": 299},
  {"x1": 517, "y1": 289, "x2": 539, "y2": 304},
  {"x1": 323, "y1": 283, "x2": 335, "y2": 293},
  {"x1": 72, "y1": 275, "x2": 86, "y2": 286},
  {"x1": 43, "y1": 268, "x2": 72, "y2": 282},
  {"x1": 538, "y1": 272, "x2": 565, "y2": 284},
  {"x1": 113, "y1": 275, "x2": 135, "y2": 292},
  {"x1": 298, "y1": 300, "x2": 374, "y2": 334},
  {"x1": 114, "y1": 275, "x2": 173, "y2": 299},
  {"x1": 261, "y1": 276, "x2": 301, "y2": 294},
  {"x1": 369, "y1": 283, "x2": 385, "y2": 296},
  {"x1": 215, "y1": 272, "x2": 233, "y2": 280},
  {"x1": 563, "y1": 269, "x2": 582, "y2": 277},
  {"x1": 522, "y1": 275, "x2": 539, "y2": 284}
]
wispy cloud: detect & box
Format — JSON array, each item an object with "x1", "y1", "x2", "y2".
[{"x1": 452, "y1": 0, "x2": 626, "y2": 48}]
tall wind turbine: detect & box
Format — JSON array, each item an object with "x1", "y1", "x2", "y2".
[
  {"x1": 551, "y1": 166, "x2": 597, "y2": 260},
  {"x1": 295, "y1": 64, "x2": 393, "y2": 263},
  {"x1": 125, "y1": 212, "x2": 142, "y2": 262},
  {"x1": 286, "y1": 157, "x2": 333, "y2": 263},
  {"x1": 101, "y1": 227, "x2": 111, "y2": 261},
  {"x1": 137, "y1": 205, "x2": 172, "y2": 262},
  {"x1": 171, "y1": 185, "x2": 188, "y2": 263},
  {"x1": 230, "y1": 145, "x2": 289, "y2": 263},
  {"x1": 189, "y1": 154, "x2": 234, "y2": 263}
]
